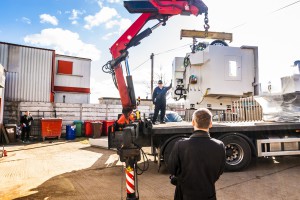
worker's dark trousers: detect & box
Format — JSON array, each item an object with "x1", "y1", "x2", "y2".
[
  {"x1": 153, "y1": 103, "x2": 166, "y2": 123},
  {"x1": 21, "y1": 127, "x2": 31, "y2": 141}
]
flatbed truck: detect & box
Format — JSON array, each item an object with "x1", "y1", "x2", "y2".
[{"x1": 149, "y1": 121, "x2": 300, "y2": 171}]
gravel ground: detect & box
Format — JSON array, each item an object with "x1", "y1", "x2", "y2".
[{"x1": 1, "y1": 139, "x2": 300, "y2": 200}]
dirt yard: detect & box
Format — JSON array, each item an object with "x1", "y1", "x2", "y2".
[{"x1": 1, "y1": 139, "x2": 300, "y2": 200}]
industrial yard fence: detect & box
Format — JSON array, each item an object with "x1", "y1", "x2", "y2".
[
  {"x1": 4, "y1": 101, "x2": 151, "y2": 138},
  {"x1": 215, "y1": 97, "x2": 263, "y2": 122},
  {"x1": 185, "y1": 97, "x2": 263, "y2": 122}
]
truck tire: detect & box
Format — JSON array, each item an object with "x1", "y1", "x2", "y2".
[
  {"x1": 163, "y1": 137, "x2": 185, "y2": 169},
  {"x1": 221, "y1": 135, "x2": 252, "y2": 171}
]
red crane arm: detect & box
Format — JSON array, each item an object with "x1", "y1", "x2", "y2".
[
  {"x1": 108, "y1": 0, "x2": 208, "y2": 114},
  {"x1": 110, "y1": 13, "x2": 152, "y2": 111}
]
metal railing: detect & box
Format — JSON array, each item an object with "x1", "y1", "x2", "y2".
[
  {"x1": 214, "y1": 97, "x2": 263, "y2": 122},
  {"x1": 184, "y1": 97, "x2": 263, "y2": 122}
]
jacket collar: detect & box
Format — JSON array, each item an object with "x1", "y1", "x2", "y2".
[{"x1": 190, "y1": 130, "x2": 210, "y2": 138}]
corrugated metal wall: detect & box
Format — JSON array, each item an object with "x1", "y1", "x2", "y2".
[
  {"x1": 0, "y1": 44, "x2": 8, "y2": 69},
  {"x1": 0, "y1": 43, "x2": 53, "y2": 102}
]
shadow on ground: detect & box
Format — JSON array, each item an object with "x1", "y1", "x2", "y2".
[
  {"x1": 13, "y1": 146, "x2": 172, "y2": 200},
  {"x1": 12, "y1": 145, "x2": 300, "y2": 200}
]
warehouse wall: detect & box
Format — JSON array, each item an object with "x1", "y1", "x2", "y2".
[
  {"x1": 0, "y1": 43, "x2": 54, "y2": 102},
  {"x1": 3, "y1": 101, "x2": 151, "y2": 137}
]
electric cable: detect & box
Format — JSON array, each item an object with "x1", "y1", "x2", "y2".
[
  {"x1": 102, "y1": 61, "x2": 118, "y2": 89},
  {"x1": 131, "y1": 42, "x2": 192, "y2": 72},
  {"x1": 230, "y1": 0, "x2": 300, "y2": 31},
  {"x1": 154, "y1": 43, "x2": 191, "y2": 56},
  {"x1": 133, "y1": 142, "x2": 150, "y2": 175},
  {"x1": 131, "y1": 58, "x2": 150, "y2": 72}
]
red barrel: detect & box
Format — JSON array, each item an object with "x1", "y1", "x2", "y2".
[
  {"x1": 84, "y1": 120, "x2": 93, "y2": 137},
  {"x1": 102, "y1": 120, "x2": 115, "y2": 136},
  {"x1": 84, "y1": 120, "x2": 104, "y2": 137}
]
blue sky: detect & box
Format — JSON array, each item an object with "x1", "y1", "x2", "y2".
[{"x1": 1, "y1": 0, "x2": 300, "y2": 103}]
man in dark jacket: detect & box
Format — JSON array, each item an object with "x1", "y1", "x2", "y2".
[
  {"x1": 152, "y1": 80, "x2": 172, "y2": 124},
  {"x1": 168, "y1": 108, "x2": 226, "y2": 200},
  {"x1": 20, "y1": 111, "x2": 34, "y2": 143}
]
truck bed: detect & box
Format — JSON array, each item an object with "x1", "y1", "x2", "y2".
[{"x1": 151, "y1": 121, "x2": 300, "y2": 135}]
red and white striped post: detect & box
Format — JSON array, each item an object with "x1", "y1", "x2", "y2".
[
  {"x1": 125, "y1": 165, "x2": 138, "y2": 200},
  {"x1": 126, "y1": 166, "x2": 135, "y2": 194}
]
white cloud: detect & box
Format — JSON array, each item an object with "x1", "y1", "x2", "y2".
[
  {"x1": 105, "y1": 18, "x2": 131, "y2": 32},
  {"x1": 90, "y1": 77, "x2": 121, "y2": 102},
  {"x1": 69, "y1": 9, "x2": 85, "y2": 20},
  {"x1": 97, "y1": 0, "x2": 103, "y2": 8},
  {"x1": 24, "y1": 28, "x2": 101, "y2": 61},
  {"x1": 102, "y1": 18, "x2": 132, "y2": 40},
  {"x1": 118, "y1": 18, "x2": 132, "y2": 32},
  {"x1": 107, "y1": 0, "x2": 121, "y2": 3},
  {"x1": 21, "y1": 17, "x2": 31, "y2": 24},
  {"x1": 40, "y1": 14, "x2": 58, "y2": 26},
  {"x1": 105, "y1": 20, "x2": 119, "y2": 29},
  {"x1": 69, "y1": 9, "x2": 85, "y2": 25},
  {"x1": 102, "y1": 31, "x2": 118, "y2": 40},
  {"x1": 84, "y1": 7, "x2": 118, "y2": 29},
  {"x1": 69, "y1": 9, "x2": 79, "y2": 20}
]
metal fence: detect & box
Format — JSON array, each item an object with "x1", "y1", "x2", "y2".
[
  {"x1": 214, "y1": 97, "x2": 263, "y2": 122},
  {"x1": 183, "y1": 97, "x2": 263, "y2": 122}
]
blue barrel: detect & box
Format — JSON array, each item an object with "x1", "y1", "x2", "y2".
[{"x1": 66, "y1": 125, "x2": 76, "y2": 140}]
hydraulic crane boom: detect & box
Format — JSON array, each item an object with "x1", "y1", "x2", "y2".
[
  {"x1": 106, "y1": 0, "x2": 208, "y2": 115},
  {"x1": 104, "y1": 2, "x2": 208, "y2": 199}
]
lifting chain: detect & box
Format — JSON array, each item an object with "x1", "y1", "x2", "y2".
[{"x1": 204, "y1": 11, "x2": 210, "y2": 37}]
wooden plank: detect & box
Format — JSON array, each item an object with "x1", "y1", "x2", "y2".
[
  {"x1": 20, "y1": 107, "x2": 54, "y2": 112},
  {"x1": 180, "y1": 29, "x2": 233, "y2": 42},
  {"x1": 82, "y1": 104, "x2": 106, "y2": 109},
  {"x1": 20, "y1": 102, "x2": 53, "y2": 107},
  {"x1": 81, "y1": 108, "x2": 106, "y2": 112},
  {"x1": 54, "y1": 107, "x2": 80, "y2": 112}
]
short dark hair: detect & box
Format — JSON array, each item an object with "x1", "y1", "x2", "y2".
[{"x1": 192, "y1": 108, "x2": 212, "y2": 129}]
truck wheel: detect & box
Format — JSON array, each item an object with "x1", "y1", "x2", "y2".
[
  {"x1": 221, "y1": 135, "x2": 251, "y2": 171},
  {"x1": 163, "y1": 137, "x2": 185, "y2": 169}
]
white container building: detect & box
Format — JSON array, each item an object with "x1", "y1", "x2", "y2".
[
  {"x1": 54, "y1": 54, "x2": 91, "y2": 104},
  {"x1": 0, "y1": 42, "x2": 92, "y2": 104}
]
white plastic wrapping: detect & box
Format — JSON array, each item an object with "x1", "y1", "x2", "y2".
[{"x1": 255, "y1": 93, "x2": 300, "y2": 122}]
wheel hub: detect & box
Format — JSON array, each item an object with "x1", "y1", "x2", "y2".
[{"x1": 225, "y1": 143, "x2": 244, "y2": 164}]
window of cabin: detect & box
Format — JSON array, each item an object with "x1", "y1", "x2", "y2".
[
  {"x1": 224, "y1": 56, "x2": 241, "y2": 81},
  {"x1": 57, "y1": 60, "x2": 73, "y2": 75}
]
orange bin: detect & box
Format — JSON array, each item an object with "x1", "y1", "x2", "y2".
[{"x1": 40, "y1": 118, "x2": 62, "y2": 141}]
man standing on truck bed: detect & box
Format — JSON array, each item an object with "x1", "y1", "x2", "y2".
[
  {"x1": 168, "y1": 108, "x2": 226, "y2": 200},
  {"x1": 152, "y1": 80, "x2": 172, "y2": 124}
]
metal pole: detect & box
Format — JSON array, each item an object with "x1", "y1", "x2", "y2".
[
  {"x1": 150, "y1": 53, "x2": 154, "y2": 98},
  {"x1": 125, "y1": 159, "x2": 138, "y2": 200}
]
